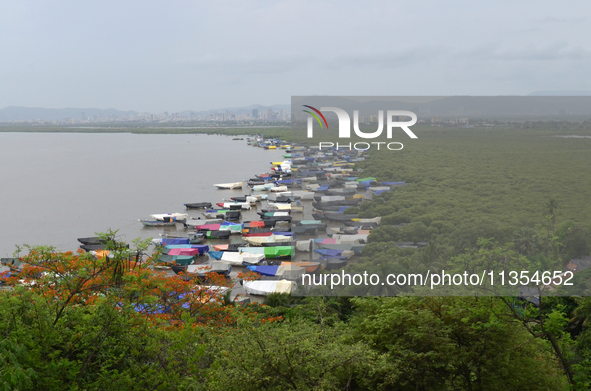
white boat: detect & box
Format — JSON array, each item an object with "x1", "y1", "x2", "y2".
[
  {"x1": 252, "y1": 183, "x2": 275, "y2": 191},
  {"x1": 351, "y1": 217, "x2": 382, "y2": 225},
  {"x1": 267, "y1": 203, "x2": 304, "y2": 212},
  {"x1": 243, "y1": 280, "x2": 297, "y2": 296},
  {"x1": 278, "y1": 191, "x2": 315, "y2": 200},
  {"x1": 214, "y1": 182, "x2": 243, "y2": 189},
  {"x1": 150, "y1": 213, "x2": 188, "y2": 221},
  {"x1": 276, "y1": 264, "x2": 305, "y2": 280},
  {"x1": 332, "y1": 234, "x2": 370, "y2": 242},
  {"x1": 218, "y1": 202, "x2": 251, "y2": 210},
  {"x1": 267, "y1": 202, "x2": 292, "y2": 210},
  {"x1": 218, "y1": 224, "x2": 244, "y2": 234},
  {"x1": 185, "y1": 218, "x2": 223, "y2": 227},
  {"x1": 237, "y1": 247, "x2": 265, "y2": 254},
  {"x1": 269, "y1": 186, "x2": 288, "y2": 192},
  {"x1": 244, "y1": 235, "x2": 293, "y2": 246},
  {"x1": 218, "y1": 251, "x2": 265, "y2": 266},
  {"x1": 319, "y1": 196, "x2": 346, "y2": 202},
  {"x1": 183, "y1": 263, "x2": 232, "y2": 277}
]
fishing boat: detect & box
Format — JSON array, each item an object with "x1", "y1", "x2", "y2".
[
  {"x1": 283, "y1": 261, "x2": 321, "y2": 273},
  {"x1": 163, "y1": 244, "x2": 210, "y2": 255},
  {"x1": 216, "y1": 202, "x2": 251, "y2": 210},
  {"x1": 267, "y1": 195, "x2": 293, "y2": 203},
  {"x1": 246, "y1": 265, "x2": 279, "y2": 277},
  {"x1": 342, "y1": 221, "x2": 379, "y2": 229},
  {"x1": 242, "y1": 280, "x2": 297, "y2": 296},
  {"x1": 77, "y1": 237, "x2": 105, "y2": 245},
  {"x1": 252, "y1": 183, "x2": 275, "y2": 191},
  {"x1": 212, "y1": 243, "x2": 244, "y2": 252},
  {"x1": 139, "y1": 219, "x2": 177, "y2": 227},
  {"x1": 185, "y1": 218, "x2": 223, "y2": 227},
  {"x1": 172, "y1": 261, "x2": 231, "y2": 277},
  {"x1": 160, "y1": 233, "x2": 204, "y2": 244},
  {"x1": 312, "y1": 213, "x2": 359, "y2": 222},
  {"x1": 244, "y1": 220, "x2": 276, "y2": 228},
  {"x1": 205, "y1": 230, "x2": 231, "y2": 239},
  {"x1": 291, "y1": 225, "x2": 318, "y2": 235},
  {"x1": 152, "y1": 237, "x2": 191, "y2": 246},
  {"x1": 238, "y1": 246, "x2": 294, "y2": 258},
  {"x1": 1, "y1": 258, "x2": 22, "y2": 276},
  {"x1": 230, "y1": 196, "x2": 259, "y2": 203},
  {"x1": 247, "y1": 179, "x2": 268, "y2": 186},
  {"x1": 262, "y1": 215, "x2": 292, "y2": 222},
  {"x1": 184, "y1": 202, "x2": 212, "y2": 209},
  {"x1": 312, "y1": 205, "x2": 348, "y2": 212},
  {"x1": 293, "y1": 219, "x2": 325, "y2": 226},
  {"x1": 312, "y1": 200, "x2": 361, "y2": 208},
  {"x1": 314, "y1": 248, "x2": 355, "y2": 260},
  {"x1": 243, "y1": 235, "x2": 292, "y2": 246},
  {"x1": 203, "y1": 210, "x2": 241, "y2": 220},
  {"x1": 269, "y1": 186, "x2": 288, "y2": 192},
  {"x1": 208, "y1": 251, "x2": 265, "y2": 266},
  {"x1": 156, "y1": 254, "x2": 196, "y2": 266},
  {"x1": 150, "y1": 213, "x2": 188, "y2": 222},
  {"x1": 280, "y1": 191, "x2": 315, "y2": 200},
  {"x1": 315, "y1": 242, "x2": 365, "y2": 254},
  {"x1": 274, "y1": 263, "x2": 305, "y2": 280},
  {"x1": 258, "y1": 211, "x2": 290, "y2": 218},
  {"x1": 214, "y1": 182, "x2": 243, "y2": 189},
  {"x1": 192, "y1": 223, "x2": 241, "y2": 235},
  {"x1": 242, "y1": 231, "x2": 274, "y2": 237}
]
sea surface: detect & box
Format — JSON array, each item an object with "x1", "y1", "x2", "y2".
[{"x1": 0, "y1": 132, "x2": 285, "y2": 258}]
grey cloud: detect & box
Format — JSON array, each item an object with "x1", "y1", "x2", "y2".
[
  {"x1": 324, "y1": 48, "x2": 446, "y2": 70},
  {"x1": 191, "y1": 54, "x2": 312, "y2": 74},
  {"x1": 460, "y1": 42, "x2": 591, "y2": 61}
]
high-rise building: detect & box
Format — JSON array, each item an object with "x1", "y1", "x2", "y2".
[
  {"x1": 266, "y1": 107, "x2": 274, "y2": 121},
  {"x1": 252, "y1": 109, "x2": 258, "y2": 119}
]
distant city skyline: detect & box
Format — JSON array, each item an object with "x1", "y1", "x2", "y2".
[{"x1": 0, "y1": 103, "x2": 291, "y2": 123}]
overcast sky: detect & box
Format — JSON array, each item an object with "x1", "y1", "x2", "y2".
[{"x1": 1, "y1": 0, "x2": 590, "y2": 113}]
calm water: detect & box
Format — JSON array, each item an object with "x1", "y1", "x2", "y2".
[{"x1": 0, "y1": 133, "x2": 285, "y2": 257}]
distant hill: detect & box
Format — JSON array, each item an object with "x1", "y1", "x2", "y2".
[
  {"x1": 0, "y1": 106, "x2": 139, "y2": 122},
  {"x1": 291, "y1": 96, "x2": 591, "y2": 120},
  {"x1": 180, "y1": 103, "x2": 291, "y2": 118},
  {"x1": 528, "y1": 91, "x2": 591, "y2": 96}
]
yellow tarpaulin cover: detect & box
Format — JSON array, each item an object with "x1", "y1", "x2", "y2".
[{"x1": 94, "y1": 250, "x2": 110, "y2": 259}]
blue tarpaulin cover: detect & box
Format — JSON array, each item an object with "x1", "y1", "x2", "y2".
[
  {"x1": 208, "y1": 251, "x2": 224, "y2": 260},
  {"x1": 221, "y1": 221, "x2": 242, "y2": 227},
  {"x1": 246, "y1": 265, "x2": 279, "y2": 276},
  {"x1": 274, "y1": 179, "x2": 302, "y2": 185},
  {"x1": 161, "y1": 238, "x2": 190, "y2": 245},
  {"x1": 314, "y1": 249, "x2": 346, "y2": 259}
]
